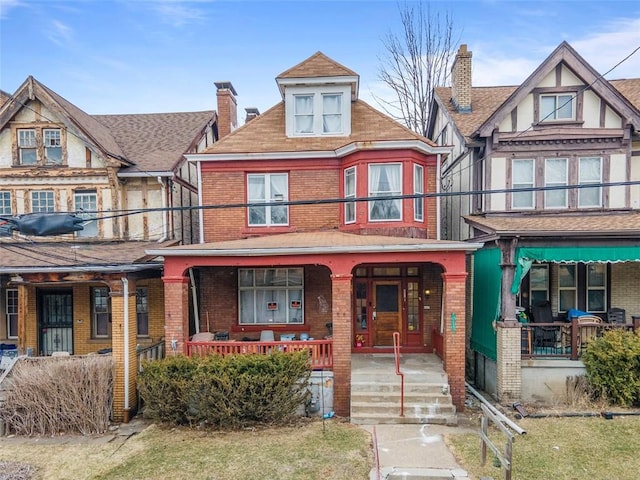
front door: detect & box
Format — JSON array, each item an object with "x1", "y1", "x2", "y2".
[
  {"x1": 373, "y1": 281, "x2": 401, "y2": 346},
  {"x1": 38, "y1": 289, "x2": 73, "y2": 355}
]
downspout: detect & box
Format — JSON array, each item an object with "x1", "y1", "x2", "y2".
[
  {"x1": 121, "y1": 277, "x2": 130, "y2": 419},
  {"x1": 189, "y1": 268, "x2": 200, "y2": 334},
  {"x1": 157, "y1": 176, "x2": 168, "y2": 242},
  {"x1": 197, "y1": 160, "x2": 204, "y2": 243},
  {"x1": 436, "y1": 153, "x2": 442, "y2": 240}
]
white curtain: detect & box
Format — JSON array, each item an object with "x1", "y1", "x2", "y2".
[
  {"x1": 248, "y1": 176, "x2": 266, "y2": 224},
  {"x1": 270, "y1": 174, "x2": 288, "y2": 224},
  {"x1": 295, "y1": 96, "x2": 313, "y2": 133},
  {"x1": 545, "y1": 158, "x2": 567, "y2": 207},
  {"x1": 369, "y1": 164, "x2": 401, "y2": 220},
  {"x1": 322, "y1": 95, "x2": 341, "y2": 133}
]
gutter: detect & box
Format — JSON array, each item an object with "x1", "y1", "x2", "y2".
[{"x1": 0, "y1": 264, "x2": 162, "y2": 275}]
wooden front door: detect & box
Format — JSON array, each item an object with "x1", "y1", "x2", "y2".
[{"x1": 373, "y1": 281, "x2": 401, "y2": 346}]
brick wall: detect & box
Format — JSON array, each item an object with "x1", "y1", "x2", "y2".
[
  {"x1": 330, "y1": 275, "x2": 352, "y2": 417},
  {"x1": 442, "y1": 273, "x2": 467, "y2": 410},
  {"x1": 451, "y1": 44, "x2": 472, "y2": 113},
  {"x1": 496, "y1": 323, "x2": 522, "y2": 402}
]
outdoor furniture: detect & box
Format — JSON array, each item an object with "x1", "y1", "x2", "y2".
[
  {"x1": 577, "y1": 315, "x2": 602, "y2": 354},
  {"x1": 607, "y1": 308, "x2": 626, "y2": 324},
  {"x1": 259, "y1": 330, "x2": 275, "y2": 342},
  {"x1": 530, "y1": 301, "x2": 556, "y2": 348}
]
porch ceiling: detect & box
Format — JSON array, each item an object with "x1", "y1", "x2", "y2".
[{"x1": 146, "y1": 231, "x2": 482, "y2": 257}]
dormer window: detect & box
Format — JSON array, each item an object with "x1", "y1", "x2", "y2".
[
  {"x1": 18, "y1": 129, "x2": 37, "y2": 164},
  {"x1": 285, "y1": 85, "x2": 351, "y2": 137},
  {"x1": 540, "y1": 93, "x2": 575, "y2": 122}
]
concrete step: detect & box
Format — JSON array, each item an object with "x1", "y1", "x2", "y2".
[
  {"x1": 351, "y1": 372, "x2": 449, "y2": 384},
  {"x1": 351, "y1": 381, "x2": 449, "y2": 395},
  {"x1": 350, "y1": 413, "x2": 458, "y2": 426},
  {"x1": 351, "y1": 391, "x2": 453, "y2": 404},
  {"x1": 351, "y1": 400, "x2": 456, "y2": 416}
]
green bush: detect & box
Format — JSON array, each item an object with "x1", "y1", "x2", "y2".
[
  {"x1": 582, "y1": 329, "x2": 640, "y2": 406},
  {"x1": 138, "y1": 351, "x2": 311, "y2": 428}
]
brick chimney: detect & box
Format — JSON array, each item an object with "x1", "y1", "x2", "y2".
[
  {"x1": 214, "y1": 81, "x2": 238, "y2": 138},
  {"x1": 451, "y1": 44, "x2": 472, "y2": 113},
  {"x1": 245, "y1": 107, "x2": 260, "y2": 123}
]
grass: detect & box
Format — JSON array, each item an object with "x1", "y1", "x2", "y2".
[
  {"x1": 0, "y1": 420, "x2": 373, "y2": 480},
  {"x1": 447, "y1": 414, "x2": 640, "y2": 480}
]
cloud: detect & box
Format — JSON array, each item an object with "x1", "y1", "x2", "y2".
[
  {"x1": 46, "y1": 20, "x2": 74, "y2": 47},
  {"x1": 149, "y1": 0, "x2": 209, "y2": 27},
  {"x1": 0, "y1": 0, "x2": 26, "y2": 19}
]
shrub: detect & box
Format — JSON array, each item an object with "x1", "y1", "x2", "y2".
[
  {"x1": 582, "y1": 329, "x2": 640, "y2": 406},
  {"x1": 138, "y1": 351, "x2": 311, "y2": 428}
]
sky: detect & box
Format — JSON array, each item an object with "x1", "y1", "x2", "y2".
[{"x1": 1, "y1": 0, "x2": 639, "y2": 121}]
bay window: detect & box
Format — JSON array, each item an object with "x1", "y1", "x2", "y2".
[
  {"x1": 344, "y1": 167, "x2": 356, "y2": 223},
  {"x1": 369, "y1": 163, "x2": 402, "y2": 221},
  {"x1": 239, "y1": 268, "x2": 303, "y2": 325},
  {"x1": 544, "y1": 158, "x2": 567, "y2": 208},
  {"x1": 414, "y1": 164, "x2": 424, "y2": 221},
  {"x1": 247, "y1": 173, "x2": 288, "y2": 226}
]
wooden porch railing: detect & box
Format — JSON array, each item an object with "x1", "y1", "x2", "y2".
[
  {"x1": 137, "y1": 341, "x2": 165, "y2": 372},
  {"x1": 185, "y1": 339, "x2": 333, "y2": 370}
]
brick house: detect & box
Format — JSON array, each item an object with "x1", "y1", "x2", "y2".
[
  {"x1": 148, "y1": 52, "x2": 481, "y2": 418},
  {"x1": 0, "y1": 76, "x2": 230, "y2": 421},
  {"x1": 428, "y1": 42, "x2": 640, "y2": 403}
]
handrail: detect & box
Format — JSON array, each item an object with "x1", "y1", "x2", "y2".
[{"x1": 392, "y1": 331, "x2": 404, "y2": 417}]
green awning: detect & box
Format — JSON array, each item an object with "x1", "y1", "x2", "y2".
[
  {"x1": 512, "y1": 245, "x2": 640, "y2": 294},
  {"x1": 471, "y1": 248, "x2": 500, "y2": 361}
]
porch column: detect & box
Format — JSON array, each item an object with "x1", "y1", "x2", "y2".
[
  {"x1": 163, "y1": 274, "x2": 190, "y2": 355},
  {"x1": 496, "y1": 238, "x2": 521, "y2": 402},
  {"x1": 330, "y1": 273, "x2": 353, "y2": 418},
  {"x1": 441, "y1": 272, "x2": 467, "y2": 411},
  {"x1": 109, "y1": 278, "x2": 138, "y2": 423},
  {"x1": 17, "y1": 284, "x2": 36, "y2": 355}
]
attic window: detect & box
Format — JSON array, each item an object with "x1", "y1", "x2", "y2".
[
  {"x1": 540, "y1": 93, "x2": 575, "y2": 122},
  {"x1": 285, "y1": 85, "x2": 351, "y2": 137}
]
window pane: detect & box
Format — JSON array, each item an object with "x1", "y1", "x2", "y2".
[
  {"x1": 545, "y1": 158, "x2": 567, "y2": 208},
  {"x1": 0, "y1": 192, "x2": 11, "y2": 237},
  {"x1": 288, "y1": 290, "x2": 303, "y2": 323},
  {"x1": 322, "y1": 94, "x2": 342, "y2": 133},
  {"x1": 294, "y1": 95, "x2": 314, "y2": 133},
  {"x1": 579, "y1": 157, "x2": 602, "y2": 207},
  {"x1": 513, "y1": 159, "x2": 534, "y2": 208},
  {"x1": 44, "y1": 129, "x2": 62, "y2": 164},
  {"x1": 136, "y1": 287, "x2": 149, "y2": 336},
  {"x1": 239, "y1": 269, "x2": 254, "y2": 287},
  {"x1": 559, "y1": 290, "x2": 576, "y2": 312},
  {"x1": 74, "y1": 191, "x2": 98, "y2": 237},
  {"x1": 556, "y1": 95, "x2": 574, "y2": 119},
  {"x1": 345, "y1": 167, "x2": 356, "y2": 223},
  {"x1": 288, "y1": 268, "x2": 303, "y2": 286},
  {"x1": 31, "y1": 191, "x2": 54, "y2": 213},
  {"x1": 6, "y1": 289, "x2": 18, "y2": 338},
  {"x1": 587, "y1": 264, "x2": 605, "y2": 287},
  {"x1": 540, "y1": 96, "x2": 556, "y2": 119},
  {"x1": 414, "y1": 164, "x2": 424, "y2": 221},
  {"x1": 369, "y1": 164, "x2": 402, "y2": 221},
  {"x1": 529, "y1": 265, "x2": 548, "y2": 289},
  {"x1": 239, "y1": 268, "x2": 303, "y2": 324},
  {"x1": 558, "y1": 264, "x2": 576, "y2": 287},
  {"x1": 587, "y1": 290, "x2": 605, "y2": 312}
]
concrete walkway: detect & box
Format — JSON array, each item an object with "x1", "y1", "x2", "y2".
[{"x1": 362, "y1": 423, "x2": 472, "y2": 479}]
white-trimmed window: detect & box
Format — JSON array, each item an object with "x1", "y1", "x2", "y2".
[
  {"x1": 0, "y1": 191, "x2": 11, "y2": 237},
  {"x1": 31, "y1": 191, "x2": 55, "y2": 213},
  {"x1": 587, "y1": 264, "x2": 606, "y2": 313},
  {"x1": 43, "y1": 129, "x2": 62, "y2": 164},
  {"x1": 92, "y1": 286, "x2": 111, "y2": 338},
  {"x1": 344, "y1": 167, "x2": 356, "y2": 224},
  {"x1": 136, "y1": 287, "x2": 149, "y2": 337},
  {"x1": 512, "y1": 159, "x2": 534, "y2": 209},
  {"x1": 544, "y1": 158, "x2": 568, "y2": 209},
  {"x1": 6, "y1": 289, "x2": 18, "y2": 339},
  {"x1": 369, "y1": 163, "x2": 402, "y2": 221},
  {"x1": 540, "y1": 93, "x2": 575, "y2": 122},
  {"x1": 18, "y1": 129, "x2": 37, "y2": 165},
  {"x1": 247, "y1": 173, "x2": 288, "y2": 226},
  {"x1": 74, "y1": 190, "x2": 98, "y2": 237},
  {"x1": 558, "y1": 264, "x2": 577, "y2": 313},
  {"x1": 579, "y1": 157, "x2": 602, "y2": 208},
  {"x1": 285, "y1": 86, "x2": 351, "y2": 137},
  {"x1": 239, "y1": 268, "x2": 304, "y2": 325},
  {"x1": 414, "y1": 164, "x2": 424, "y2": 221}
]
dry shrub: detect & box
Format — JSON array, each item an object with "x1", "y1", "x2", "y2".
[
  {"x1": 0, "y1": 461, "x2": 37, "y2": 480},
  {"x1": 565, "y1": 374, "x2": 600, "y2": 409},
  {"x1": 0, "y1": 355, "x2": 114, "y2": 436}
]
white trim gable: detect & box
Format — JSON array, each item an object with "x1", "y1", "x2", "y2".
[{"x1": 284, "y1": 85, "x2": 352, "y2": 138}]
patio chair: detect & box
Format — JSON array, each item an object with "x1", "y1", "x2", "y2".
[
  {"x1": 530, "y1": 301, "x2": 557, "y2": 348},
  {"x1": 607, "y1": 308, "x2": 626, "y2": 324},
  {"x1": 577, "y1": 315, "x2": 602, "y2": 353}
]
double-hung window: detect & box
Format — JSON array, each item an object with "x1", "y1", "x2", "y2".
[
  {"x1": 587, "y1": 264, "x2": 606, "y2": 313},
  {"x1": 31, "y1": 191, "x2": 55, "y2": 213},
  {"x1": 369, "y1": 163, "x2": 402, "y2": 221},
  {"x1": 544, "y1": 158, "x2": 568, "y2": 209},
  {"x1": 286, "y1": 86, "x2": 350, "y2": 137},
  {"x1": 578, "y1": 157, "x2": 602, "y2": 208},
  {"x1": 322, "y1": 94, "x2": 342, "y2": 133},
  {"x1": 414, "y1": 164, "x2": 424, "y2": 221},
  {"x1": 294, "y1": 95, "x2": 314, "y2": 134},
  {"x1": 512, "y1": 159, "x2": 534, "y2": 209},
  {"x1": 74, "y1": 190, "x2": 98, "y2": 237},
  {"x1": 558, "y1": 264, "x2": 577, "y2": 313},
  {"x1": 540, "y1": 93, "x2": 575, "y2": 122},
  {"x1": 344, "y1": 167, "x2": 356, "y2": 224},
  {"x1": 247, "y1": 174, "x2": 288, "y2": 226},
  {"x1": 43, "y1": 129, "x2": 62, "y2": 164},
  {"x1": 92, "y1": 287, "x2": 111, "y2": 338},
  {"x1": 136, "y1": 287, "x2": 149, "y2": 337},
  {"x1": 0, "y1": 191, "x2": 11, "y2": 236},
  {"x1": 239, "y1": 268, "x2": 303, "y2": 325},
  {"x1": 18, "y1": 129, "x2": 37, "y2": 165},
  {"x1": 6, "y1": 289, "x2": 18, "y2": 339},
  {"x1": 528, "y1": 265, "x2": 549, "y2": 307}
]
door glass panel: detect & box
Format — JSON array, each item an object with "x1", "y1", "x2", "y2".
[
  {"x1": 407, "y1": 282, "x2": 419, "y2": 332},
  {"x1": 376, "y1": 284, "x2": 399, "y2": 312},
  {"x1": 355, "y1": 282, "x2": 367, "y2": 330}
]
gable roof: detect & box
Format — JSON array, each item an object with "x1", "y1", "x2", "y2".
[
  {"x1": 94, "y1": 111, "x2": 215, "y2": 173},
  {"x1": 277, "y1": 51, "x2": 358, "y2": 79},
  {"x1": 0, "y1": 89, "x2": 11, "y2": 107},
  {"x1": 200, "y1": 99, "x2": 437, "y2": 156}
]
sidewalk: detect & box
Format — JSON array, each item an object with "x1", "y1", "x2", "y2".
[{"x1": 362, "y1": 423, "x2": 472, "y2": 479}]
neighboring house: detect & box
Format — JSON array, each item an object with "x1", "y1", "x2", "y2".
[
  {"x1": 148, "y1": 52, "x2": 481, "y2": 418},
  {"x1": 0, "y1": 76, "x2": 228, "y2": 421},
  {"x1": 428, "y1": 42, "x2": 640, "y2": 403}
]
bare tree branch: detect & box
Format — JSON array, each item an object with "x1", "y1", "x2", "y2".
[{"x1": 376, "y1": 1, "x2": 460, "y2": 137}]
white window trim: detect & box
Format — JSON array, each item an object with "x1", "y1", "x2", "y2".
[
  {"x1": 18, "y1": 128, "x2": 37, "y2": 165},
  {"x1": 368, "y1": 162, "x2": 403, "y2": 222},
  {"x1": 247, "y1": 173, "x2": 289, "y2": 227},
  {"x1": 238, "y1": 268, "x2": 304, "y2": 325},
  {"x1": 43, "y1": 128, "x2": 62, "y2": 164},
  {"x1": 6, "y1": 288, "x2": 18, "y2": 339},
  {"x1": 74, "y1": 190, "x2": 98, "y2": 237},
  {"x1": 344, "y1": 166, "x2": 356, "y2": 224},
  {"x1": 512, "y1": 159, "x2": 535, "y2": 210},
  {"x1": 285, "y1": 85, "x2": 351, "y2": 137},
  {"x1": 413, "y1": 164, "x2": 424, "y2": 222},
  {"x1": 578, "y1": 157, "x2": 603, "y2": 208},
  {"x1": 527, "y1": 264, "x2": 549, "y2": 306},
  {"x1": 544, "y1": 158, "x2": 568, "y2": 209}
]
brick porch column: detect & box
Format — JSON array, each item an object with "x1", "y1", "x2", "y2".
[
  {"x1": 330, "y1": 273, "x2": 352, "y2": 418},
  {"x1": 496, "y1": 322, "x2": 522, "y2": 402},
  {"x1": 109, "y1": 278, "x2": 137, "y2": 423},
  {"x1": 442, "y1": 272, "x2": 467, "y2": 411},
  {"x1": 163, "y1": 275, "x2": 189, "y2": 355}
]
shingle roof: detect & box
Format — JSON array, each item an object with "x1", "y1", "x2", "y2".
[
  {"x1": 465, "y1": 211, "x2": 640, "y2": 237},
  {"x1": 277, "y1": 51, "x2": 358, "y2": 79},
  {"x1": 203, "y1": 100, "x2": 435, "y2": 155},
  {"x1": 610, "y1": 79, "x2": 640, "y2": 110},
  {"x1": 94, "y1": 111, "x2": 215, "y2": 172}
]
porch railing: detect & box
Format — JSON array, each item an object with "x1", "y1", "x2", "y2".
[
  {"x1": 185, "y1": 339, "x2": 333, "y2": 370},
  {"x1": 521, "y1": 320, "x2": 637, "y2": 360},
  {"x1": 137, "y1": 341, "x2": 165, "y2": 372}
]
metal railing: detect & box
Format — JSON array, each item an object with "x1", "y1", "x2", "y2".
[
  {"x1": 137, "y1": 341, "x2": 165, "y2": 372},
  {"x1": 185, "y1": 338, "x2": 333, "y2": 370},
  {"x1": 392, "y1": 331, "x2": 404, "y2": 417}
]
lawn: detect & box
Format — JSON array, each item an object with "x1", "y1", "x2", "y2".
[
  {"x1": 0, "y1": 420, "x2": 373, "y2": 480},
  {"x1": 447, "y1": 414, "x2": 640, "y2": 480}
]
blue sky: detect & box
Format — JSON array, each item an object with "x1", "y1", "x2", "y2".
[{"x1": 1, "y1": 0, "x2": 639, "y2": 120}]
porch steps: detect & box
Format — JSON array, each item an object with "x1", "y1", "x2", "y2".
[{"x1": 350, "y1": 354, "x2": 457, "y2": 426}]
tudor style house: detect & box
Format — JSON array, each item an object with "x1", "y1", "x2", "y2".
[
  {"x1": 428, "y1": 42, "x2": 640, "y2": 403},
  {"x1": 148, "y1": 52, "x2": 481, "y2": 420},
  {"x1": 0, "y1": 77, "x2": 232, "y2": 421}
]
